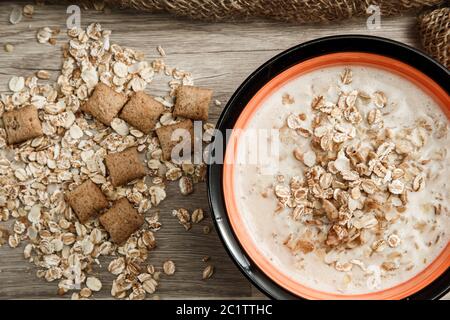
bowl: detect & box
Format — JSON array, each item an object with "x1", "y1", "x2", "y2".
[{"x1": 207, "y1": 35, "x2": 450, "y2": 300}]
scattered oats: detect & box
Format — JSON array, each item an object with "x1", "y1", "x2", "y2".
[
  {"x1": 350, "y1": 186, "x2": 361, "y2": 200},
  {"x1": 4, "y1": 43, "x2": 14, "y2": 53},
  {"x1": 179, "y1": 176, "x2": 193, "y2": 195},
  {"x1": 166, "y1": 167, "x2": 182, "y2": 181},
  {"x1": 141, "y1": 230, "x2": 156, "y2": 248},
  {"x1": 111, "y1": 118, "x2": 129, "y2": 136},
  {"x1": 314, "y1": 126, "x2": 328, "y2": 137},
  {"x1": 361, "y1": 180, "x2": 377, "y2": 195},
  {"x1": 153, "y1": 271, "x2": 161, "y2": 281},
  {"x1": 214, "y1": 99, "x2": 221, "y2": 106},
  {"x1": 181, "y1": 162, "x2": 195, "y2": 175},
  {"x1": 142, "y1": 279, "x2": 157, "y2": 294},
  {"x1": 78, "y1": 287, "x2": 92, "y2": 298},
  {"x1": 86, "y1": 277, "x2": 102, "y2": 292},
  {"x1": 23, "y1": 244, "x2": 33, "y2": 259},
  {"x1": 28, "y1": 205, "x2": 41, "y2": 224},
  {"x1": 36, "y1": 27, "x2": 52, "y2": 44},
  {"x1": 163, "y1": 260, "x2": 176, "y2": 275},
  {"x1": 71, "y1": 293, "x2": 80, "y2": 300},
  {"x1": 23, "y1": 4, "x2": 34, "y2": 17},
  {"x1": 191, "y1": 208, "x2": 204, "y2": 223},
  {"x1": 113, "y1": 61, "x2": 128, "y2": 78},
  {"x1": 301, "y1": 150, "x2": 316, "y2": 167},
  {"x1": 202, "y1": 265, "x2": 214, "y2": 280},
  {"x1": 157, "y1": 45, "x2": 166, "y2": 57},
  {"x1": 108, "y1": 257, "x2": 126, "y2": 275},
  {"x1": 203, "y1": 225, "x2": 211, "y2": 234},
  {"x1": 159, "y1": 112, "x2": 175, "y2": 125},
  {"x1": 149, "y1": 186, "x2": 166, "y2": 206},
  {"x1": 392, "y1": 168, "x2": 404, "y2": 180},
  {"x1": 388, "y1": 179, "x2": 404, "y2": 195},
  {"x1": 14, "y1": 168, "x2": 28, "y2": 181},
  {"x1": 8, "y1": 234, "x2": 20, "y2": 248},
  {"x1": 129, "y1": 77, "x2": 146, "y2": 91},
  {"x1": 36, "y1": 70, "x2": 50, "y2": 80},
  {"x1": 69, "y1": 124, "x2": 84, "y2": 139},
  {"x1": 9, "y1": 6, "x2": 23, "y2": 25},
  {"x1": 0, "y1": 21, "x2": 220, "y2": 301},
  {"x1": 173, "y1": 208, "x2": 191, "y2": 230},
  {"x1": 9, "y1": 76, "x2": 25, "y2": 92},
  {"x1": 81, "y1": 68, "x2": 99, "y2": 88},
  {"x1": 130, "y1": 129, "x2": 144, "y2": 138}
]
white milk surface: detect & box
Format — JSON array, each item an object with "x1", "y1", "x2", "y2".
[{"x1": 233, "y1": 65, "x2": 450, "y2": 295}]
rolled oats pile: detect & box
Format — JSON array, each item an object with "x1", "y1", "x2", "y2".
[{"x1": 0, "y1": 23, "x2": 212, "y2": 299}]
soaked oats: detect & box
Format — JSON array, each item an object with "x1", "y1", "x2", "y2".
[{"x1": 234, "y1": 65, "x2": 450, "y2": 294}]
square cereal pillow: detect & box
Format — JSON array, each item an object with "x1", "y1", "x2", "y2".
[
  {"x1": 105, "y1": 147, "x2": 146, "y2": 187},
  {"x1": 81, "y1": 83, "x2": 128, "y2": 125},
  {"x1": 119, "y1": 91, "x2": 164, "y2": 134},
  {"x1": 155, "y1": 119, "x2": 194, "y2": 161},
  {"x1": 66, "y1": 179, "x2": 109, "y2": 224},
  {"x1": 3, "y1": 105, "x2": 43, "y2": 145},
  {"x1": 99, "y1": 198, "x2": 144, "y2": 244},
  {"x1": 173, "y1": 86, "x2": 212, "y2": 121}
]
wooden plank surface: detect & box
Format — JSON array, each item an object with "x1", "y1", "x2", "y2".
[{"x1": 0, "y1": 2, "x2": 447, "y2": 300}]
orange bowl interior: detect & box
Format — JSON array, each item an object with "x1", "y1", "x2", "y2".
[{"x1": 223, "y1": 52, "x2": 450, "y2": 300}]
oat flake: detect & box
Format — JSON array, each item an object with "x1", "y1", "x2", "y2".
[{"x1": 9, "y1": 76, "x2": 25, "y2": 92}]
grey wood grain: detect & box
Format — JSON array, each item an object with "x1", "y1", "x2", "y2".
[{"x1": 0, "y1": 1, "x2": 447, "y2": 300}]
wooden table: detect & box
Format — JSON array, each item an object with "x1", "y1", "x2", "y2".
[{"x1": 0, "y1": 2, "x2": 448, "y2": 300}]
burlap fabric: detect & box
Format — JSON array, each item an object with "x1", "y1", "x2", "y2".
[
  {"x1": 47, "y1": 0, "x2": 449, "y2": 68},
  {"x1": 61, "y1": 0, "x2": 442, "y2": 21},
  {"x1": 418, "y1": 7, "x2": 449, "y2": 68}
]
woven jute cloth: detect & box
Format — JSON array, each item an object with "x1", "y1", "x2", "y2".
[
  {"x1": 48, "y1": 0, "x2": 449, "y2": 68},
  {"x1": 61, "y1": 0, "x2": 442, "y2": 21},
  {"x1": 418, "y1": 7, "x2": 449, "y2": 68}
]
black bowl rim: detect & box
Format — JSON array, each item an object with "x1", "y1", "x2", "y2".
[{"x1": 207, "y1": 34, "x2": 450, "y2": 300}]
